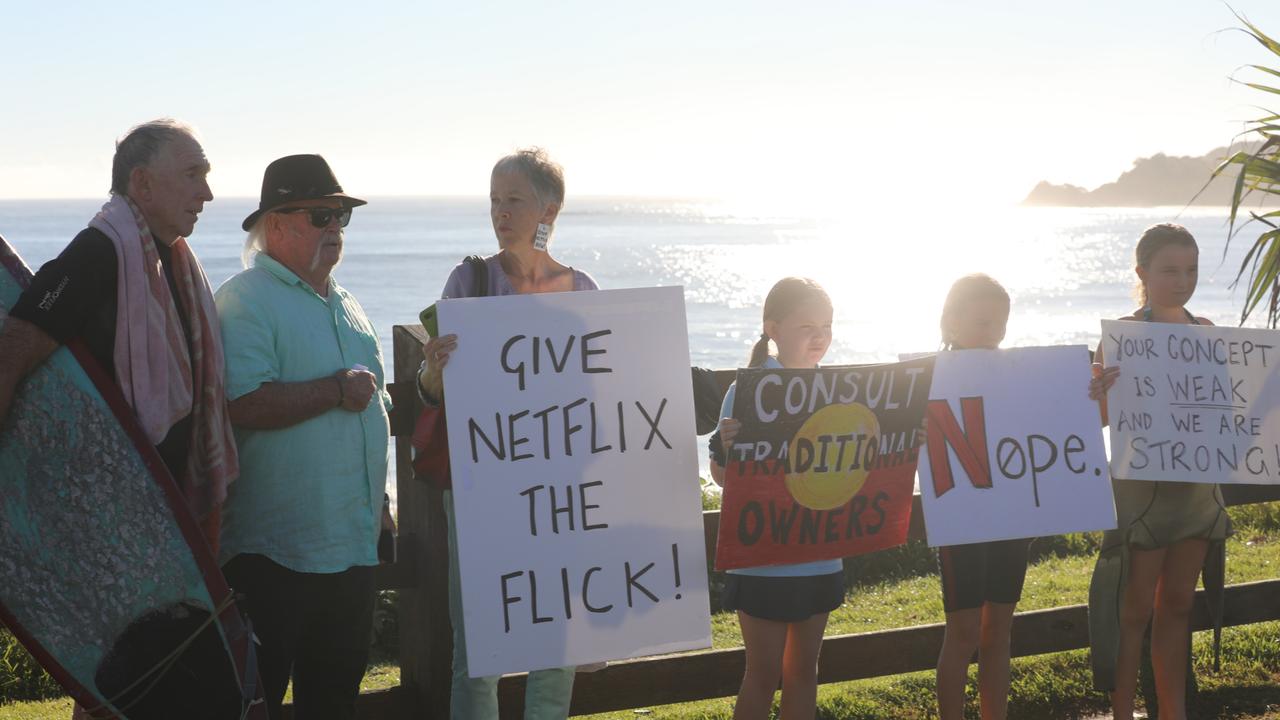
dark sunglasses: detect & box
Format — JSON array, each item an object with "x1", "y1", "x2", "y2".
[{"x1": 275, "y1": 206, "x2": 352, "y2": 228}]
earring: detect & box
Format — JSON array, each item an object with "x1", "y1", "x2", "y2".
[{"x1": 534, "y1": 223, "x2": 552, "y2": 251}]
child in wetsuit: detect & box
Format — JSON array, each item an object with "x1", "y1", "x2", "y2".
[
  {"x1": 709, "y1": 277, "x2": 841, "y2": 720},
  {"x1": 933, "y1": 273, "x2": 1029, "y2": 720}
]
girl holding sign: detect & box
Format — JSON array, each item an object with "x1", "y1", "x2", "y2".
[
  {"x1": 932, "y1": 274, "x2": 1029, "y2": 720},
  {"x1": 1087, "y1": 223, "x2": 1230, "y2": 720},
  {"x1": 710, "y1": 277, "x2": 842, "y2": 720}
]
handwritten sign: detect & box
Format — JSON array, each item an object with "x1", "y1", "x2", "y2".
[
  {"x1": 1101, "y1": 320, "x2": 1280, "y2": 484},
  {"x1": 439, "y1": 287, "x2": 711, "y2": 677},
  {"x1": 917, "y1": 347, "x2": 1115, "y2": 547},
  {"x1": 714, "y1": 359, "x2": 933, "y2": 571}
]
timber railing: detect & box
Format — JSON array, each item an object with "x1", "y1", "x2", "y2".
[{"x1": 292, "y1": 325, "x2": 1280, "y2": 719}]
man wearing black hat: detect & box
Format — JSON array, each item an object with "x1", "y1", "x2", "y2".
[{"x1": 214, "y1": 154, "x2": 390, "y2": 720}]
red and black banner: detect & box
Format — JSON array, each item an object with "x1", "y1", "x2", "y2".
[{"x1": 715, "y1": 358, "x2": 934, "y2": 571}]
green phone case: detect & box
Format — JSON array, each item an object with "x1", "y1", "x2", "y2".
[{"x1": 419, "y1": 304, "x2": 438, "y2": 337}]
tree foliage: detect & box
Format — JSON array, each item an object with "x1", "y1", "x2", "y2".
[{"x1": 1210, "y1": 12, "x2": 1280, "y2": 327}]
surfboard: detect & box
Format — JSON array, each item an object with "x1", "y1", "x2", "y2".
[{"x1": 0, "y1": 235, "x2": 266, "y2": 719}]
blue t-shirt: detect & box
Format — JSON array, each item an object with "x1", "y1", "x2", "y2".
[{"x1": 716, "y1": 357, "x2": 844, "y2": 578}]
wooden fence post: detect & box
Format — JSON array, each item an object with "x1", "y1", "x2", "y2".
[{"x1": 394, "y1": 325, "x2": 453, "y2": 719}]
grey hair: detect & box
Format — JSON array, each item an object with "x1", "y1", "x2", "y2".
[
  {"x1": 243, "y1": 215, "x2": 269, "y2": 268},
  {"x1": 244, "y1": 213, "x2": 342, "y2": 273},
  {"x1": 110, "y1": 118, "x2": 199, "y2": 196},
  {"x1": 492, "y1": 147, "x2": 565, "y2": 209}
]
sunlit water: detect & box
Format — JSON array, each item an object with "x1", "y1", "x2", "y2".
[{"x1": 1, "y1": 198, "x2": 1270, "y2": 503}]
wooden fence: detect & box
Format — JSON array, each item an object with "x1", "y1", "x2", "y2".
[{"x1": 285, "y1": 324, "x2": 1280, "y2": 719}]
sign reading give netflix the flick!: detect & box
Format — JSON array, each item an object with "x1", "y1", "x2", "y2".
[
  {"x1": 439, "y1": 286, "x2": 711, "y2": 678},
  {"x1": 1102, "y1": 319, "x2": 1280, "y2": 484},
  {"x1": 917, "y1": 347, "x2": 1116, "y2": 547},
  {"x1": 714, "y1": 359, "x2": 933, "y2": 571}
]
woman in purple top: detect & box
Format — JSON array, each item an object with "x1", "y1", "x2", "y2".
[{"x1": 418, "y1": 148, "x2": 597, "y2": 720}]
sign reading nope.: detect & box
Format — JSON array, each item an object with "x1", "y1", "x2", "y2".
[
  {"x1": 1102, "y1": 320, "x2": 1280, "y2": 484},
  {"x1": 918, "y1": 346, "x2": 1115, "y2": 547},
  {"x1": 715, "y1": 359, "x2": 933, "y2": 571},
  {"x1": 438, "y1": 286, "x2": 710, "y2": 678}
]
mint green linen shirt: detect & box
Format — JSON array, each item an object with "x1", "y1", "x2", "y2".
[{"x1": 214, "y1": 253, "x2": 391, "y2": 574}]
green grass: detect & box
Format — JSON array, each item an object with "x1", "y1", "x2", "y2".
[
  {"x1": 0, "y1": 667, "x2": 403, "y2": 720},
  {"x1": 4, "y1": 503, "x2": 1280, "y2": 719},
  {"x1": 572, "y1": 624, "x2": 1280, "y2": 720},
  {"x1": 577, "y1": 505, "x2": 1280, "y2": 720},
  {"x1": 0, "y1": 697, "x2": 74, "y2": 720}
]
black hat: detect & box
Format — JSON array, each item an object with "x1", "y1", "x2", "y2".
[{"x1": 241, "y1": 154, "x2": 367, "y2": 231}]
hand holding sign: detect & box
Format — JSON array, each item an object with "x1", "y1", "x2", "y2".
[
  {"x1": 1089, "y1": 363, "x2": 1121, "y2": 401},
  {"x1": 418, "y1": 334, "x2": 457, "y2": 402}
]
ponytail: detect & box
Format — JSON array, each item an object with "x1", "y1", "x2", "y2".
[{"x1": 748, "y1": 332, "x2": 771, "y2": 368}]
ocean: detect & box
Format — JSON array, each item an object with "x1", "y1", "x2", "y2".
[{"x1": 0, "y1": 197, "x2": 1271, "y2": 497}]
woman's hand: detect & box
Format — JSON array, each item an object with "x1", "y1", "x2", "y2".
[
  {"x1": 1089, "y1": 363, "x2": 1120, "y2": 401},
  {"x1": 418, "y1": 333, "x2": 458, "y2": 403}
]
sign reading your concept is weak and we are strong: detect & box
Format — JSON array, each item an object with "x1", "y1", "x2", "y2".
[
  {"x1": 439, "y1": 286, "x2": 710, "y2": 678},
  {"x1": 917, "y1": 347, "x2": 1116, "y2": 547},
  {"x1": 1102, "y1": 320, "x2": 1280, "y2": 484},
  {"x1": 714, "y1": 359, "x2": 934, "y2": 571}
]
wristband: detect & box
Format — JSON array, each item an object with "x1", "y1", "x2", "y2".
[{"x1": 335, "y1": 375, "x2": 346, "y2": 408}]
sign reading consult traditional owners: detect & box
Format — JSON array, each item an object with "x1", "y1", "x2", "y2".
[
  {"x1": 438, "y1": 286, "x2": 710, "y2": 678},
  {"x1": 918, "y1": 347, "x2": 1116, "y2": 547},
  {"x1": 715, "y1": 358, "x2": 934, "y2": 571},
  {"x1": 1102, "y1": 319, "x2": 1280, "y2": 484}
]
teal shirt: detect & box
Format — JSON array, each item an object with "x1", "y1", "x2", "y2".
[{"x1": 214, "y1": 254, "x2": 391, "y2": 574}]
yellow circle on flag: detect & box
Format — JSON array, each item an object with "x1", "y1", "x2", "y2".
[{"x1": 785, "y1": 403, "x2": 880, "y2": 510}]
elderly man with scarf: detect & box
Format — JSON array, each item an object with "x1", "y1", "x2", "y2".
[
  {"x1": 0, "y1": 119, "x2": 240, "y2": 720},
  {"x1": 0, "y1": 117, "x2": 237, "y2": 547}
]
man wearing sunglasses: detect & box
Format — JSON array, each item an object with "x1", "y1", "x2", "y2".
[{"x1": 214, "y1": 154, "x2": 391, "y2": 720}]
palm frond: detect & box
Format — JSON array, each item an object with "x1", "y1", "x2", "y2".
[
  {"x1": 1247, "y1": 64, "x2": 1280, "y2": 81},
  {"x1": 1220, "y1": 10, "x2": 1280, "y2": 326}
]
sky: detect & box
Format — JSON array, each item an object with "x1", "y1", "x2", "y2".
[{"x1": 3, "y1": 1, "x2": 1280, "y2": 211}]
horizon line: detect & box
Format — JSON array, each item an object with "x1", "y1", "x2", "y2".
[{"x1": 0, "y1": 193, "x2": 730, "y2": 203}]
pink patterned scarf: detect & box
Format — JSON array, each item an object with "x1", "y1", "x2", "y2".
[{"x1": 89, "y1": 195, "x2": 238, "y2": 527}]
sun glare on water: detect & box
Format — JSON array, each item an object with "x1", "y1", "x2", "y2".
[{"x1": 677, "y1": 194, "x2": 1113, "y2": 364}]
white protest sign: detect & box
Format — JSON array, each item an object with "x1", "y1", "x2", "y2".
[
  {"x1": 439, "y1": 286, "x2": 711, "y2": 677},
  {"x1": 1101, "y1": 320, "x2": 1280, "y2": 484},
  {"x1": 917, "y1": 346, "x2": 1116, "y2": 546}
]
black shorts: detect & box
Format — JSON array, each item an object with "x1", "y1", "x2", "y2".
[
  {"x1": 938, "y1": 538, "x2": 1031, "y2": 612},
  {"x1": 722, "y1": 571, "x2": 845, "y2": 622}
]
